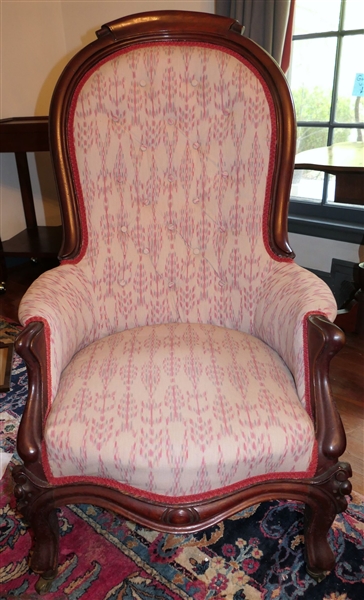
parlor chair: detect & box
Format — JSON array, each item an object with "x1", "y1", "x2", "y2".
[{"x1": 13, "y1": 11, "x2": 351, "y2": 594}]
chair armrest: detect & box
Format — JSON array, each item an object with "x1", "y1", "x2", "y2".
[
  {"x1": 18, "y1": 264, "x2": 101, "y2": 402},
  {"x1": 252, "y1": 261, "x2": 337, "y2": 412},
  {"x1": 307, "y1": 314, "x2": 346, "y2": 472}
]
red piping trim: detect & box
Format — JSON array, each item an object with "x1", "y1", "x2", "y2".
[{"x1": 42, "y1": 443, "x2": 318, "y2": 505}]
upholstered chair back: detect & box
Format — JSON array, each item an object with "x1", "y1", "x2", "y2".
[{"x1": 67, "y1": 43, "x2": 277, "y2": 334}]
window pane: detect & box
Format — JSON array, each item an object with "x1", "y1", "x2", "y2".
[
  {"x1": 293, "y1": 126, "x2": 329, "y2": 202},
  {"x1": 344, "y1": 0, "x2": 364, "y2": 30},
  {"x1": 296, "y1": 126, "x2": 329, "y2": 154},
  {"x1": 293, "y1": 0, "x2": 341, "y2": 35},
  {"x1": 336, "y1": 35, "x2": 364, "y2": 123},
  {"x1": 333, "y1": 127, "x2": 363, "y2": 143},
  {"x1": 291, "y1": 169, "x2": 324, "y2": 202},
  {"x1": 290, "y1": 38, "x2": 337, "y2": 122}
]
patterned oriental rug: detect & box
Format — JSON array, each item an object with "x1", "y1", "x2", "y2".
[
  {"x1": 0, "y1": 319, "x2": 27, "y2": 478},
  {"x1": 1, "y1": 318, "x2": 364, "y2": 600}
]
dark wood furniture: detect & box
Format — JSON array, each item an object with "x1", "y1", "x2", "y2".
[
  {"x1": 0, "y1": 341, "x2": 14, "y2": 392},
  {"x1": 0, "y1": 117, "x2": 62, "y2": 291},
  {"x1": 295, "y1": 142, "x2": 364, "y2": 205},
  {"x1": 295, "y1": 142, "x2": 364, "y2": 337},
  {"x1": 12, "y1": 12, "x2": 351, "y2": 594}
]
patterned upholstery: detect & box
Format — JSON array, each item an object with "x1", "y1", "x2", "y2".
[
  {"x1": 19, "y1": 43, "x2": 337, "y2": 501},
  {"x1": 43, "y1": 323, "x2": 316, "y2": 497}
]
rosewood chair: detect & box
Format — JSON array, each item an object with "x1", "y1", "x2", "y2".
[{"x1": 13, "y1": 11, "x2": 351, "y2": 594}]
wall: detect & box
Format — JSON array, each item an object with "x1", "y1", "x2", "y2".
[
  {"x1": 289, "y1": 233, "x2": 362, "y2": 272},
  {"x1": 0, "y1": 0, "x2": 214, "y2": 240}
]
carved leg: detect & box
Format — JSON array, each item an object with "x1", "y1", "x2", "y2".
[
  {"x1": 304, "y1": 463, "x2": 352, "y2": 581},
  {"x1": 304, "y1": 502, "x2": 336, "y2": 581},
  {"x1": 30, "y1": 507, "x2": 59, "y2": 593},
  {"x1": 13, "y1": 466, "x2": 60, "y2": 593}
]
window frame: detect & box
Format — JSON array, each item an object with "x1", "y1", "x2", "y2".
[{"x1": 288, "y1": 0, "x2": 364, "y2": 243}]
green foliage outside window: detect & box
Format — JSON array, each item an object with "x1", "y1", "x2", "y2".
[{"x1": 292, "y1": 86, "x2": 353, "y2": 153}]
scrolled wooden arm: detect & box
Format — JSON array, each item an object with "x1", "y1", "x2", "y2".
[
  {"x1": 15, "y1": 321, "x2": 48, "y2": 479},
  {"x1": 307, "y1": 314, "x2": 346, "y2": 473}
]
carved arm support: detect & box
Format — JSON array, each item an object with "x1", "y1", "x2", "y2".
[
  {"x1": 15, "y1": 321, "x2": 48, "y2": 479},
  {"x1": 307, "y1": 314, "x2": 346, "y2": 473}
]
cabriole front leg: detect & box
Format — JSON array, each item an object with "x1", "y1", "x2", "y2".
[
  {"x1": 304, "y1": 462, "x2": 352, "y2": 581},
  {"x1": 304, "y1": 502, "x2": 337, "y2": 581},
  {"x1": 31, "y1": 507, "x2": 59, "y2": 595},
  {"x1": 12, "y1": 465, "x2": 60, "y2": 593}
]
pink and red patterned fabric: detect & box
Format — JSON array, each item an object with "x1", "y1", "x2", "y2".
[
  {"x1": 19, "y1": 43, "x2": 337, "y2": 499},
  {"x1": 43, "y1": 323, "x2": 316, "y2": 496}
]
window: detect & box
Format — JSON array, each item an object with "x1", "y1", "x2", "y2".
[{"x1": 287, "y1": 0, "x2": 364, "y2": 243}]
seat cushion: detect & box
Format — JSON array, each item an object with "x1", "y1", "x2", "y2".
[{"x1": 44, "y1": 323, "x2": 316, "y2": 499}]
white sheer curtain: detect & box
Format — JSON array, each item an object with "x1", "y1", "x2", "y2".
[{"x1": 215, "y1": 0, "x2": 295, "y2": 72}]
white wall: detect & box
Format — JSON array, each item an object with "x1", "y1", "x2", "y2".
[
  {"x1": 0, "y1": 0, "x2": 214, "y2": 240},
  {"x1": 289, "y1": 233, "x2": 363, "y2": 272}
]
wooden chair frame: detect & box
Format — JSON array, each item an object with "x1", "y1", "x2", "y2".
[{"x1": 12, "y1": 11, "x2": 351, "y2": 594}]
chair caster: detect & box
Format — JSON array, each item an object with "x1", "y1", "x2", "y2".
[
  {"x1": 306, "y1": 567, "x2": 329, "y2": 583},
  {"x1": 35, "y1": 573, "x2": 57, "y2": 595}
]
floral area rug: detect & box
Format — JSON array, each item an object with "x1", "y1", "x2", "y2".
[
  {"x1": 0, "y1": 319, "x2": 26, "y2": 478},
  {"x1": 1, "y1": 319, "x2": 363, "y2": 599}
]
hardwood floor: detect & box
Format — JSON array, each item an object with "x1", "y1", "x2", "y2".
[
  {"x1": 1, "y1": 259, "x2": 363, "y2": 495},
  {"x1": 330, "y1": 333, "x2": 364, "y2": 495}
]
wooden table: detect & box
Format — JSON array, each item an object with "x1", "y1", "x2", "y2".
[
  {"x1": 0, "y1": 117, "x2": 62, "y2": 291},
  {"x1": 295, "y1": 141, "x2": 364, "y2": 337},
  {"x1": 295, "y1": 142, "x2": 364, "y2": 205}
]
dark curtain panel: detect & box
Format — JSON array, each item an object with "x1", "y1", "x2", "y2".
[{"x1": 215, "y1": 0, "x2": 295, "y2": 72}]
